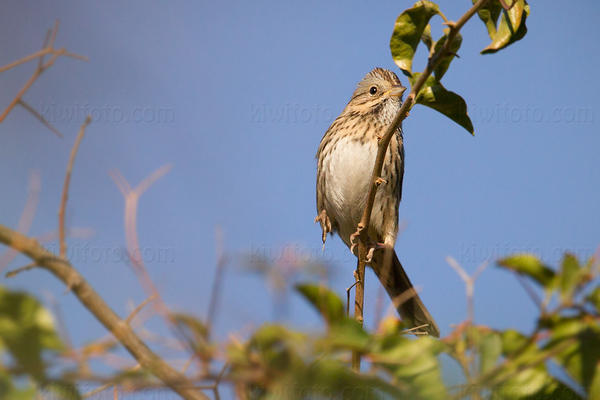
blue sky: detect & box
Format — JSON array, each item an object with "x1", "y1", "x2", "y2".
[{"x1": 1, "y1": 0, "x2": 599, "y2": 379}]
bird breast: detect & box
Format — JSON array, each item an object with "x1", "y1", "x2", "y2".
[{"x1": 322, "y1": 136, "x2": 379, "y2": 246}]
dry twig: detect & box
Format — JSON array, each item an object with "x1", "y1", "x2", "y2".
[
  {"x1": 59, "y1": 116, "x2": 92, "y2": 258},
  {"x1": 0, "y1": 21, "x2": 88, "y2": 126}
]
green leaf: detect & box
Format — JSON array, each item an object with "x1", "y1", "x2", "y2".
[
  {"x1": 321, "y1": 318, "x2": 369, "y2": 352},
  {"x1": 0, "y1": 287, "x2": 64, "y2": 382},
  {"x1": 172, "y1": 313, "x2": 214, "y2": 360},
  {"x1": 547, "y1": 318, "x2": 600, "y2": 393},
  {"x1": 372, "y1": 336, "x2": 446, "y2": 400},
  {"x1": 248, "y1": 324, "x2": 305, "y2": 370},
  {"x1": 421, "y1": 24, "x2": 433, "y2": 52},
  {"x1": 476, "y1": 0, "x2": 530, "y2": 54},
  {"x1": 41, "y1": 381, "x2": 81, "y2": 400},
  {"x1": 390, "y1": 1, "x2": 440, "y2": 76},
  {"x1": 590, "y1": 365, "x2": 600, "y2": 400},
  {"x1": 0, "y1": 369, "x2": 35, "y2": 400},
  {"x1": 498, "y1": 253, "x2": 556, "y2": 288},
  {"x1": 500, "y1": 329, "x2": 531, "y2": 357},
  {"x1": 475, "y1": 0, "x2": 503, "y2": 38},
  {"x1": 479, "y1": 331, "x2": 502, "y2": 374},
  {"x1": 585, "y1": 286, "x2": 600, "y2": 312},
  {"x1": 410, "y1": 73, "x2": 474, "y2": 134},
  {"x1": 268, "y1": 358, "x2": 407, "y2": 400},
  {"x1": 559, "y1": 253, "x2": 582, "y2": 302},
  {"x1": 295, "y1": 283, "x2": 344, "y2": 325},
  {"x1": 494, "y1": 366, "x2": 556, "y2": 399},
  {"x1": 433, "y1": 29, "x2": 462, "y2": 81}
]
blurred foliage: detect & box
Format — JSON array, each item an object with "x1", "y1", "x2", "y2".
[
  {"x1": 0, "y1": 287, "x2": 79, "y2": 399},
  {"x1": 226, "y1": 253, "x2": 599, "y2": 399}
]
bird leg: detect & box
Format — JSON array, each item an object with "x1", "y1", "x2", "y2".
[
  {"x1": 350, "y1": 227, "x2": 386, "y2": 262},
  {"x1": 314, "y1": 209, "x2": 332, "y2": 245}
]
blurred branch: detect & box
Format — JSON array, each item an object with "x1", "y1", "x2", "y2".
[
  {"x1": 446, "y1": 257, "x2": 487, "y2": 323},
  {"x1": 207, "y1": 226, "x2": 227, "y2": 340},
  {"x1": 0, "y1": 224, "x2": 208, "y2": 400},
  {"x1": 0, "y1": 170, "x2": 40, "y2": 272},
  {"x1": 109, "y1": 166, "x2": 181, "y2": 329},
  {"x1": 0, "y1": 20, "x2": 87, "y2": 132},
  {"x1": 351, "y1": 261, "x2": 365, "y2": 371},
  {"x1": 59, "y1": 116, "x2": 92, "y2": 258},
  {"x1": 17, "y1": 99, "x2": 63, "y2": 138},
  {"x1": 110, "y1": 166, "x2": 208, "y2": 368}
]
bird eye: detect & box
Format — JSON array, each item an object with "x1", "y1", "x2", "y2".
[{"x1": 369, "y1": 86, "x2": 378, "y2": 95}]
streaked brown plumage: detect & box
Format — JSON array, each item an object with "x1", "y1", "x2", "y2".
[{"x1": 316, "y1": 68, "x2": 439, "y2": 337}]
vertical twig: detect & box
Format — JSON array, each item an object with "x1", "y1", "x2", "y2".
[
  {"x1": 351, "y1": 247, "x2": 366, "y2": 371},
  {"x1": 446, "y1": 256, "x2": 487, "y2": 323},
  {"x1": 207, "y1": 226, "x2": 227, "y2": 340},
  {"x1": 0, "y1": 171, "x2": 41, "y2": 271},
  {"x1": 59, "y1": 116, "x2": 92, "y2": 258}
]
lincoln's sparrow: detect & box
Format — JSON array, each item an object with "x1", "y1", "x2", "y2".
[{"x1": 316, "y1": 68, "x2": 439, "y2": 337}]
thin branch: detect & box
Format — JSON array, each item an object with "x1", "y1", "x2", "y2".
[
  {"x1": 5, "y1": 262, "x2": 37, "y2": 278},
  {"x1": 110, "y1": 166, "x2": 205, "y2": 367},
  {"x1": 0, "y1": 171, "x2": 41, "y2": 272},
  {"x1": 59, "y1": 116, "x2": 92, "y2": 258},
  {"x1": 515, "y1": 273, "x2": 543, "y2": 311},
  {"x1": 346, "y1": 279, "x2": 359, "y2": 317},
  {"x1": 38, "y1": 27, "x2": 53, "y2": 70},
  {"x1": 351, "y1": 260, "x2": 365, "y2": 371},
  {"x1": 126, "y1": 295, "x2": 157, "y2": 324},
  {"x1": 207, "y1": 226, "x2": 227, "y2": 340},
  {"x1": 0, "y1": 224, "x2": 208, "y2": 400},
  {"x1": 82, "y1": 365, "x2": 142, "y2": 399},
  {"x1": 0, "y1": 48, "x2": 54, "y2": 73},
  {"x1": 17, "y1": 99, "x2": 63, "y2": 138},
  {"x1": 447, "y1": 257, "x2": 488, "y2": 323},
  {"x1": 0, "y1": 21, "x2": 87, "y2": 123}
]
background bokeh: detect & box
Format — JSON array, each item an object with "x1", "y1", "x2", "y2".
[{"x1": 0, "y1": 0, "x2": 598, "y2": 375}]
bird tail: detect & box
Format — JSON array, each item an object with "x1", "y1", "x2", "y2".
[{"x1": 371, "y1": 249, "x2": 440, "y2": 337}]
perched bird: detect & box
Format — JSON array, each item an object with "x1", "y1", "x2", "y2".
[{"x1": 315, "y1": 67, "x2": 439, "y2": 337}]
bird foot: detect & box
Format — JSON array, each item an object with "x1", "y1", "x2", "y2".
[
  {"x1": 349, "y1": 229, "x2": 385, "y2": 262},
  {"x1": 314, "y1": 210, "x2": 332, "y2": 245},
  {"x1": 365, "y1": 242, "x2": 387, "y2": 262}
]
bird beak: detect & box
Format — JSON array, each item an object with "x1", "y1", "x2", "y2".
[{"x1": 386, "y1": 85, "x2": 406, "y2": 98}]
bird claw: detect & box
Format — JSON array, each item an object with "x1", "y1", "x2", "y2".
[
  {"x1": 375, "y1": 177, "x2": 387, "y2": 186},
  {"x1": 349, "y1": 228, "x2": 362, "y2": 255},
  {"x1": 315, "y1": 210, "x2": 332, "y2": 244},
  {"x1": 350, "y1": 228, "x2": 385, "y2": 262}
]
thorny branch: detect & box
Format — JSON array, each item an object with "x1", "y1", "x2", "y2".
[{"x1": 0, "y1": 20, "x2": 87, "y2": 133}]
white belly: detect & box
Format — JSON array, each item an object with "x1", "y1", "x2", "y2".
[{"x1": 323, "y1": 137, "x2": 378, "y2": 245}]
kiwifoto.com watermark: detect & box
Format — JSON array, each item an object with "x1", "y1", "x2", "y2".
[
  {"x1": 470, "y1": 103, "x2": 594, "y2": 125},
  {"x1": 250, "y1": 103, "x2": 336, "y2": 125},
  {"x1": 455, "y1": 242, "x2": 595, "y2": 265},
  {"x1": 33, "y1": 103, "x2": 175, "y2": 125},
  {"x1": 249, "y1": 102, "x2": 594, "y2": 126},
  {"x1": 42, "y1": 242, "x2": 176, "y2": 264}
]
